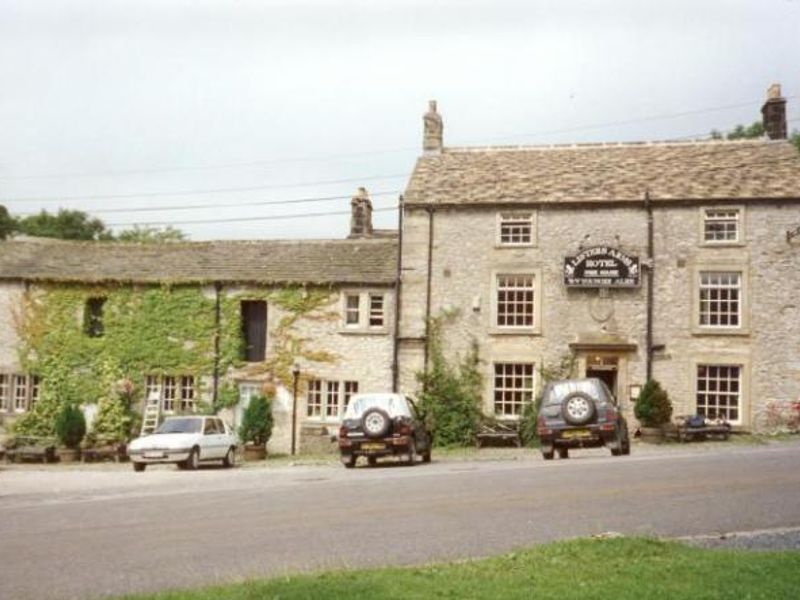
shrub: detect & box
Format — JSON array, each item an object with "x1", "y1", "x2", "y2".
[
  {"x1": 417, "y1": 317, "x2": 482, "y2": 447},
  {"x1": 54, "y1": 403, "x2": 86, "y2": 449},
  {"x1": 634, "y1": 379, "x2": 673, "y2": 427},
  {"x1": 91, "y1": 392, "x2": 134, "y2": 444},
  {"x1": 238, "y1": 394, "x2": 273, "y2": 446}
]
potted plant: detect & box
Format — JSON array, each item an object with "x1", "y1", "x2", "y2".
[
  {"x1": 634, "y1": 379, "x2": 673, "y2": 442},
  {"x1": 54, "y1": 403, "x2": 86, "y2": 462},
  {"x1": 238, "y1": 394, "x2": 273, "y2": 461}
]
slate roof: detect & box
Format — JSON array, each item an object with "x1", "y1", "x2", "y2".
[
  {"x1": 0, "y1": 237, "x2": 398, "y2": 285},
  {"x1": 404, "y1": 139, "x2": 800, "y2": 205}
]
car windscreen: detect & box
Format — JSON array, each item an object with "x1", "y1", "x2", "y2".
[
  {"x1": 544, "y1": 380, "x2": 604, "y2": 405},
  {"x1": 156, "y1": 418, "x2": 203, "y2": 434},
  {"x1": 344, "y1": 395, "x2": 411, "y2": 419}
]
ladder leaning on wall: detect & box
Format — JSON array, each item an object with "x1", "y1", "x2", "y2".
[{"x1": 141, "y1": 393, "x2": 162, "y2": 435}]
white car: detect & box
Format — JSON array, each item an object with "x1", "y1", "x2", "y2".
[{"x1": 127, "y1": 415, "x2": 237, "y2": 472}]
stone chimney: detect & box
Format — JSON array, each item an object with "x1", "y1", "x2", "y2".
[
  {"x1": 349, "y1": 187, "x2": 373, "y2": 238},
  {"x1": 761, "y1": 83, "x2": 787, "y2": 140},
  {"x1": 423, "y1": 100, "x2": 443, "y2": 153}
]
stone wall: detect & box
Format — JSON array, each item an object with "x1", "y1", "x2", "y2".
[{"x1": 398, "y1": 201, "x2": 800, "y2": 431}]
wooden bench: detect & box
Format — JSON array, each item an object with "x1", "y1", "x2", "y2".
[
  {"x1": 672, "y1": 416, "x2": 731, "y2": 443},
  {"x1": 81, "y1": 438, "x2": 127, "y2": 463},
  {"x1": 4, "y1": 436, "x2": 57, "y2": 463},
  {"x1": 476, "y1": 421, "x2": 522, "y2": 448}
]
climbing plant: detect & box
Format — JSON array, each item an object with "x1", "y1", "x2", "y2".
[
  {"x1": 12, "y1": 282, "x2": 339, "y2": 435},
  {"x1": 417, "y1": 313, "x2": 483, "y2": 447}
]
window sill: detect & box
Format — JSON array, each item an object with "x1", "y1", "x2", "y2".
[
  {"x1": 489, "y1": 328, "x2": 541, "y2": 336},
  {"x1": 494, "y1": 243, "x2": 536, "y2": 250},
  {"x1": 691, "y1": 328, "x2": 750, "y2": 337},
  {"x1": 338, "y1": 328, "x2": 390, "y2": 336},
  {"x1": 698, "y1": 241, "x2": 746, "y2": 248}
]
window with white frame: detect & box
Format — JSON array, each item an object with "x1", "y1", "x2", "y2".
[
  {"x1": 343, "y1": 380, "x2": 359, "y2": 410},
  {"x1": 0, "y1": 374, "x2": 40, "y2": 413},
  {"x1": 699, "y1": 271, "x2": 741, "y2": 328},
  {"x1": 14, "y1": 374, "x2": 28, "y2": 412},
  {"x1": 306, "y1": 379, "x2": 323, "y2": 417},
  {"x1": 496, "y1": 275, "x2": 535, "y2": 328},
  {"x1": 369, "y1": 294, "x2": 385, "y2": 327},
  {"x1": 180, "y1": 376, "x2": 195, "y2": 411},
  {"x1": 498, "y1": 212, "x2": 534, "y2": 245},
  {"x1": 307, "y1": 378, "x2": 359, "y2": 419},
  {"x1": 696, "y1": 364, "x2": 741, "y2": 423},
  {"x1": 344, "y1": 294, "x2": 360, "y2": 326},
  {"x1": 0, "y1": 374, "x2": 10, "y2": 412},
  {"x1": 341, "y1": 291, "x2": 387, "y2": 331},
  {"x1": 493, "y1": 363, "x2": 534, "y2": 416},
  {"x1": 145, "y1": 374, "x2": 195, "y2": 413},
  {"x1": 703, "y1": 209, "x2": 740, "y2": 243}
]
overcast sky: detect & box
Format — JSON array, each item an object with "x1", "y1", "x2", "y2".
[{"x1": 1, "y1": 0, "x2": 798, "y2": 240}]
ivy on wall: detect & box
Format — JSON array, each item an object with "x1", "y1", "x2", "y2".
[{"x1": 12, "y1": 282, "x2": 339, "y2": 436}]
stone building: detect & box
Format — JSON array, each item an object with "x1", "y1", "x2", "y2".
[
  {"x1": 397, "y1": 85, "x2": 800, "y2": 431},
  {"x1": 0, "y1": 214, "x2": 397, "y2": 453}
]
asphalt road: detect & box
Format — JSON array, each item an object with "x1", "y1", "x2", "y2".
[{"x1": 1, "y1": 442, "x2": 800, "y2": 600}]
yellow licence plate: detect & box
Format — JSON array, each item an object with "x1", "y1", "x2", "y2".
[
  {"x1": 561, "y1": 429, "x2": 591, "y2": 439},
  {"x1": 361, "y1": 443, "x2": 386, "y2": 451}
]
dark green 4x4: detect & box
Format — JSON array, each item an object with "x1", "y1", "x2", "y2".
[{"x1": 536, "y1": 378, "x2": 630, "y2": 460}]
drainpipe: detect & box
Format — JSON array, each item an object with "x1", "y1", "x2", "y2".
[
  {"x1": 423, "y1": 206, "x2": 435, "y2": 385},
  {"x1": 645, "y1": 192, "x2": 654, "y2": 381},
  {"x1": 213, "y1": 281, "x2": 222, "y2": 406},
  {"x1": 391, "y1": 195, "x2": 404, "y2": 393}
]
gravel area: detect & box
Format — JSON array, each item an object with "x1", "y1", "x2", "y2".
[{"x1": 679, "y1": 527, "x2": 800, "y2": 551}]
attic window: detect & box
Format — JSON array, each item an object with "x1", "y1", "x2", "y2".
[
  {"x1": 84, "y1": 298, "x2": 106, "y2": 338},
  {"x1": 498, "y1": 212, "x2": 534, "y2": 246}
]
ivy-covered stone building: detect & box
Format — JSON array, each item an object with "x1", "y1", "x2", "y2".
[{"x1": 0, "y1": 207, "x2": 397, "y2": 453}]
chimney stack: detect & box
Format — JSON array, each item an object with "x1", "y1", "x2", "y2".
[
  {"x1": 761, "y1": 83, "x2": 787, "y2": 140},
  {"x1": 423, "y1": 100, "x2": 443, "y2": 153},
  {"x1": 349, "y1": 187, "x2": 373, "y2": 238}
]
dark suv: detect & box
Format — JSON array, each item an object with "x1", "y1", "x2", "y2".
[
  {"x1": 536, "y1": 378, "x2": 630, "y2": 460},
  {"x1": 338, "y1": 393, "x2": 432, "y2": 468}
]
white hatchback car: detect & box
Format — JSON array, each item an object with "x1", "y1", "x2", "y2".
[{"x1": 128, "y1": 416, "x2": 237, "y2": 472}]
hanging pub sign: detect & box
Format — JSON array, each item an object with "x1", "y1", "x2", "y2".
[{"x1": 563, "y1": 246, "x2": 640, "y2": 288}]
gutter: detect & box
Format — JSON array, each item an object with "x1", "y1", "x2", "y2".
[
  {"x1": 213, "y1": 281, "x2": 222, "y2": 406},
  {"x1": 645, "y1": 192, "x2": 654, "y2": 381}
]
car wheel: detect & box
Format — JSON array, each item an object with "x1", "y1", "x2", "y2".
[
  {"x1": 622, "y1": 434, "x2": 631, "y2": 455},
  {"x1": 422, "y1": 450, "x2": 432, "y2": 463},
  {"x1": 542, "y1": 445, "x2": 555, "y2": 460},
  {"x1": 405, "y1": 439, "x2": 417, "y2": 466},
  {"x1": 222, "y1": 447, "x2": 235, "y2": 468},
  {"x1": 367, "y1": 456, "x2": 378, "y2": 467},
  {"x1": 609, "y1": 428, "x2": 625, "y2": 456},
  {"x1": 558, "y1": 447, "x2": 569, "y2": 459},
  {"x1": 185, "y1": 448, "x2": 199, "y2": 471},
  {"x1": 342, "y1": 455, "x2": 356, "y2": 469},
  {"x1": 133, "y1": 462, "x2": 146, "y2": 472},
  {"x1": 560, "y1": 392, "x2": 597, "y2": 426}
]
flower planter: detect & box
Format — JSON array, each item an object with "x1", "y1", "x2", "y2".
[
  {"x1": 243, "y1": 444, "x2": 267, "y2": 461},
  {"x1": 57, "y1": 448, "x2": 81, "y2": 463},
  {"x1": 639, "y1": 426, "x2": 665, "y2": 443}
]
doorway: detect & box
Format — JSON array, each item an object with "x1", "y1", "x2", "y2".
[{"x1": 585, "y1": 355, "x2": 619, "y2": 400}]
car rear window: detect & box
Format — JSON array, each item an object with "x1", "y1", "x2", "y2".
[
  {"x1": 544, "y1": 380, "x2": 604, "y2": 405},
  {"x1": 344, "y1": 394, "x2": 411, "y2": 419}
]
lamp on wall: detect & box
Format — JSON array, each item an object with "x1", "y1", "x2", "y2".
[{"x1": 291, "y1": 363, "x2": 301, "y2": 456}]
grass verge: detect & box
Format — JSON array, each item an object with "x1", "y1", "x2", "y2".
[{"x1": 119, "y1": 536, "x2": 800, "y2": 600}]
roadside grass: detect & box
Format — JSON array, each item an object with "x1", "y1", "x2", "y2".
[{"x1": 119, "y1": 537, "x2": 800, "y2": 600}]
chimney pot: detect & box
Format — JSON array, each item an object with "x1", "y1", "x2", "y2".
[{"x1": 761, "y1": 83, "x2": 787, "y2": 140}]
